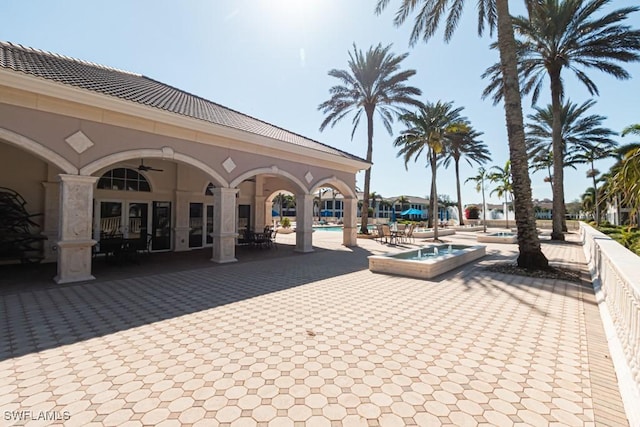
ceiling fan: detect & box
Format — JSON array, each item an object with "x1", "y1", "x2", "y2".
[{"x1": 137, "y1": 159, "x2": 163, "y2": 172}]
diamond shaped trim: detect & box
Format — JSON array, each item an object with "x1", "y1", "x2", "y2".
[
  {"x1": 65, "y1": 131, "x2": 94, "y2": 154},
  {"x1": 222, "y1": 157, "x2": 236, "y2": 173},
  {"x1": 305, "y1": 171, "x2": 313, "y2": 184}
]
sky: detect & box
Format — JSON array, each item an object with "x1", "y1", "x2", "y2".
[{"x1": 2, "y1": 0, "x2": 639, "y2": 206}]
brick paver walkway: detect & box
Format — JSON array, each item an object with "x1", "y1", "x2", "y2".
[{"x1": 0, "y1": 230, "x2": 627, "y2": 426}]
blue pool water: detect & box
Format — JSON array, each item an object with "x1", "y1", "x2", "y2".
[
  {"x1": 313, "y1": 225, "x2": 376, "y2": 232},
  {"x1": 390, "y1": 244, "x2": 468, "y2": 261}
]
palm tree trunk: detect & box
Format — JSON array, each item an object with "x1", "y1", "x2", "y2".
[
  {"x1": 428, "y1": 180, "x2": 435, "y2": 228},
  {"x1": 332, "y1": 193, "x2": 337, "y2": 219},
  {"x1": 361, "y1": 108, "x2": 374, "y2": 234},
  {"x1": 431, "y1": 151, "x2": 439, "y2": 241},
  {"x1": 481, "y1": 180, "x2": 487, "y2": 233},
  {"x1": 495, "y1": 0, "x2": 548, "y2": 269},
  {"x1": 505, "y1": 195, "x2": 509, "y2": 229},
  {"x1": 549, "y1": 69, "x2": 565, "y2": 241},
  {"x1": 591, "y1": 159, "x2": 599, "y2": 226},
  {"x1": 455, "y1": 159, "x2": 464, "y2": 226}
]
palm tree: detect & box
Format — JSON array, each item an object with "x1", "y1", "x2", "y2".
[
  {"x1": 465, "y1": 167, "x2": 489, "y2": 233},
  {"x1": 526, "y1": 99, "x2": 617, "y2": 227},
  {"x1": 528, "y1": 150, "x2": 556, "y2": 195},
  {"x1": 622, "y1": 124, "x2": 640, "y2": 138},
  {"x1": 394, "y1": 101, "x2": 464, "y2": 241},
  {"x1": 581, "y1": 187, "x2": 597, "y2": 220},
  {"x1": 318, "y1": 43, "x2": 422, "y2": 234},
  {"x1": 488, "y1": 161, "x2": 514, "y2": 229},
  {"x1": 376, "y1": 0, "x2": 549, "y2": 269},
  {"x1": 314, "y1": 188, "x2": 330, "y2": 222},
  {"x1": 369, "y1": 192, "x2": 381, "y2": 219},
  {"x1": 610, "y1": 127, "x2": 640, "y2": 225},
  {"x1": 483, "y1": 0, "x2": 640, "y2": 240},
  {"x1": 273, "y1": 193, "x2": 287, "y2": 218},
  {"x1": 440, "y1": 122, "x2": 491, "y2": 226},
  {"x1": 283, "y1": 194, "x2": 296, "y2": 216}
]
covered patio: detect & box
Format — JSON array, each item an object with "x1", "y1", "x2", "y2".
[{"x1": 0, "y1": 41, "x2": 369, "y2": 285}]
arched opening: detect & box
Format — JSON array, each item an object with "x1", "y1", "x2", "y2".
[
  {"x1": 231, "y1": 167, "x2": 306, "y2": 240},
  {"x1": 310, "y1": 177, "x2": 359, "y2": 247},
  {"x1": 89, "y1": 152, "x2": 226, "y2": 255},
  {"x1": 0, "y1": 132, "x2": 73, "y2": 264}
]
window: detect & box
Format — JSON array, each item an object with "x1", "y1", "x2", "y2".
[
  {"x1": 97, "y1": 168, "x2": 150, "y2": 192},
  {"x1": 205, "y1": 182, "x2": 215, "y2": 196}
]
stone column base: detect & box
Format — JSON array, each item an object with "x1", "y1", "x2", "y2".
[
  {"x1": 173, "y1": 226, "x2": 191, "y2": 252},
  {"x1": 54, "y1": 239, "x2": 96, "y2": 284},
  {"x1": 211, "y1": 233, "x2": 238, "y2": 263},
  {"x1": 294, "y1": 246, "x2": 314, "y2": 254},
  {"x1": 342, "y1": 226, "x2": 357, "y2": 247}
]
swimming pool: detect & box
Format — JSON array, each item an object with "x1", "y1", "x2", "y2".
[{"x1": 312, "y1": 225, "x2": 376, "y2": 232}]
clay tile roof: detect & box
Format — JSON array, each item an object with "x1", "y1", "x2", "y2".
[{"x1": 0, "y1": 41, "x2": 366, "y2": 163}]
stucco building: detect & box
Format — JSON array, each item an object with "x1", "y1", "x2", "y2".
[{"x1": 0, "y1": 41, "x2": 369, "y2": 283}]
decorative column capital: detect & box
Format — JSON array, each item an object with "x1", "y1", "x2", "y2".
[{"x1": 58, "y1": 174, "x2": 99, "y2": 185}]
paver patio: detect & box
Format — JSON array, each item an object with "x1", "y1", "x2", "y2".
[{"x1": 0, "y1": 230, "x2": 628, "y2": 426}]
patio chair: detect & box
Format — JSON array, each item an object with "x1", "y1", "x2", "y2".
[
  {"x1": 269, "y1": 229, "x2": 277, "y2": 249},
  {"x1": 404, "y1": 223, "x2": 415, "y2": 244},
  {"x1": 396, "y1": 223, "x2": 407, "y2": 244},
  {"x1": 381, "y1": 224, "x2": 397, "y2": 245},
  {"x1": 375, "y1": 224, "x2": 385, "y2": 243}
]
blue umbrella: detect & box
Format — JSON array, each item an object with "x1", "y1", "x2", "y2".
[
  {"x1": 271, "y1": 209, "x2": 279, "y2": 216},
  {"x1": 401, "y1": 208, "x2": 423, "y2": 216},
  {"x1": 321, "y1": 210, "x2": 332, "y2": 217}
]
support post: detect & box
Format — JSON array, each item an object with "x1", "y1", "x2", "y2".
[
  {"x1": 254, "y1": 195, "x2": 266, "y2": 231},
  {"x1": 212, "y1": 187, "x2": 238, "y2": 263},
  {"x1": 174, "y1": 190, "x2": 191, "y2": 252},
  {"x1": 343, "y1": 197, "x2": 358, "y2": 247},
  {"x1": 295, "y1": 193, "x2": 314, "y2": 253},
  {"x1": 54, "y1": 174, "x2": 98, "y2": 284}
]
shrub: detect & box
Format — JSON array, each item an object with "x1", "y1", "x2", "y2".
[{"x1": 281, "y1": 217, "x2": 291, "y2": 228}]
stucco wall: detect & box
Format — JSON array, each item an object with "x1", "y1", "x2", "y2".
[
  {"x1": 0, "y1": 142, "x2": 46, "y2": 227},
  {"x1": 0, "y1": 103, "x2": 356, "y2": 193}
]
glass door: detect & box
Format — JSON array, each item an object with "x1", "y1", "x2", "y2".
[
  {"x1": 206, "y1": 204, "x2": 214, "y2": 245},
  {"x1": 189, "y1": 203, "x2": 204, "y2": 248},
  {"x1": 99, "y1": 201, "x2": 123, "y2": 238},
  {"x1": 151, "y1": 201, "x2": 172, "y2": 251},
  {"x1": 238, "y1": 204, "x2": 251, "y2": 234},
  {"x1": 126, "y1": 202, "x2": 149, "y2": 240}
]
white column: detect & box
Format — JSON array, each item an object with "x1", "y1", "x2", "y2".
[
  {"x1": 54, "y1": 174, "x2": 98, "y2": 284},
  {"x1": 343, "y1": 197, "x2": 358, "y2": 247},
  {"x1": 254, "y1": 195, "x2": 266, "y2": 231},
  {"x1": 295, "y1": 193, "x2": 314, "y2": 253},
  {"x1": 174, "y1": 190, "x2": 191, "y2": 251},
  {"x1": 265, "y1": 199, "x2": 273, "y2": 227},
  {"x1": 41, "y1": 181, "x2": 59, "y2": 262},
  {"x1": 212, "y1": 187, "x2": 238, "y2": 263}
]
